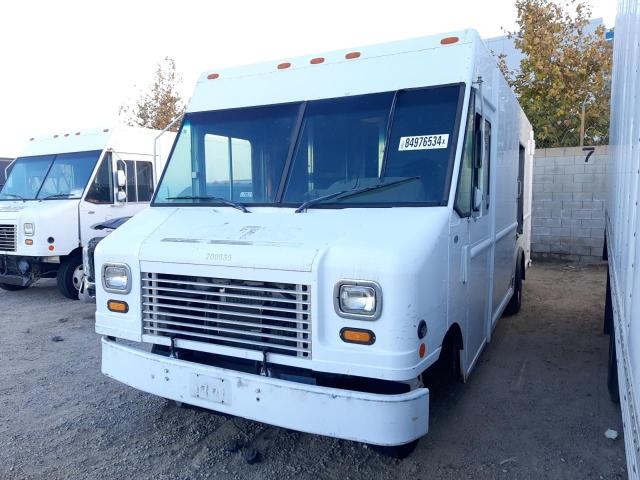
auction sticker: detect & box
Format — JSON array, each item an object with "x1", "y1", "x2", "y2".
[{"x1": 398, "y1": 134, "x2": 449, "y2": 151}]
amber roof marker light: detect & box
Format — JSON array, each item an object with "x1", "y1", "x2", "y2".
[
  {"x1": 207, "y1": 73, "x2": 220, "y2": 80},
  {"x1": 345, "y1": 51, "x2": 361, "y2": 60},
  {"x1": 440, "y1": 36, "x2": 459, "y2": 45},
  {"x1": 310, "y1": 57, "x2": 325, "y2": 65},
  {"x1": 277, "y1": 62, "x2": 292, "y2": 70}
]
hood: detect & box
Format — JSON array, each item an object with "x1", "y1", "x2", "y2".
[
  {"x1": 0, "y1": 200, "x2": 80, "y2": 256},
  {"x1": 104, "y1": 206, "x2": 450, "y2": 273},
  {"x1": 0, "y1": 201, "x2": 29, "y2": 214}
]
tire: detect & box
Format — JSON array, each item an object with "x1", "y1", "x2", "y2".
[
  {"x1": 56, "y1": 252, "x2": 83, "y2": 300},
  {"x1": 371, "y1": 439, "x2": 419, "y2": 459},
  {"x1": 608, "y1": 328, "x2": 620, "y2": 404},
  {"x1": 504, "y1": 255, "x2": 523, "y2": 315},
  {"x1": 0, "y1": 283, "x2": 29, "y2": 291}
]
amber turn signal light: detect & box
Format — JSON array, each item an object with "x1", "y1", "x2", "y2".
[
  {"x1": 107, "y1": 300, "x2": 129, "y2": 313},
  {"x1": 340, "y1": 328, "x2": 375, "y2": 345},
  {"x1": 25, "y1": 239, "x2": 33, "y2": 245}
]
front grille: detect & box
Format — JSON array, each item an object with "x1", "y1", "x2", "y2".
[
  {"x1": 0, "y1": 224, "x2": 16, "y2": 252},
  {"x1": 142, "y1": 273, "x2": 311, "y2": 358}
]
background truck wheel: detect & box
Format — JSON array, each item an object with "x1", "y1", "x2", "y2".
[
  {"x1": 608, "y1": 329, "x2": 620, "y2": 404},
  {"x1": 371, "y1": 439, "x2": 419, "y2": 459},
  {"x1": 57, "y1": 252, "x2": 83, "y2": 300},
  {"x1": 504, "y1": 256, "x2": 523, "y2": 315},
  {"x1": 0, "y1": 283, "x2": 29, "y2": 291}
]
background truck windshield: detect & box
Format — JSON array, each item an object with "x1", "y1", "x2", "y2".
[
  {"x1": 154, "y1": 84, "x2": 463, "y2": 207},
  {"x1": 0, "y1": 150, "x2": 102, "y2": 201}
]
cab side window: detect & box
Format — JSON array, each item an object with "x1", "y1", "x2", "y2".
[
  {"x1": 136, "y1": 161, "x2": 154, "y2": 202},
  {"x1": 125, "y1": 160, "x2": 138, "y2": 203},
  {"x1": 455, "y1": 96, "x2": 475, "y2": 217},
  {"x1": 454, "y1": 90, "x2": 492, "y2": 217},
  {"x1": 122, "y1": 160, "x2": 154, "y2": 203},
  {"x1": 85, "y1": 154, "x2": 114, "y2": 204}
]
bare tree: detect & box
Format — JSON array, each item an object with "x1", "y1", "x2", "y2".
[{"x1": 120, "y1": 57, "x2": 185, "y2": 131}]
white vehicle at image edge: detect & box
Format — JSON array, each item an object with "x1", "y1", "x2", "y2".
[
  {"x1": 0, "y1": 126, "x2": 174, "y2": 299},
  {"x1": 95, "y1": 30, "x2": 533, "y2": 456},
  {"x1": 605, "y1": 0, "x2": 640, "y2": 478}
]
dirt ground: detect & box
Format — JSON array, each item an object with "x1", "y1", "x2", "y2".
[{"x1": 0, "y1": 262, "x2": 627, "y2": 479}]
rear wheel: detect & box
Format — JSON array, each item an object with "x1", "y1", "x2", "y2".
[
  {"x1": 504, "y1": 255, "x2": 523, "y2": 315},
  {"x1": 56, "y1": 252, "x2": 83, "y2": 300},
  {"x1": 0, "y1": 283, "x2": 29, "y2": 291}
]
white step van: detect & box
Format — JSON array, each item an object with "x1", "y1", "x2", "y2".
[
  {"x1": 95, "y1": 30, "x2": 533, "y2": 455},
  {"x1": 605, "y1": 0, "x2": 640, "y2": 477},
  {"x1": 0, "y1": 126, "x2": 174, "y2": 299}
]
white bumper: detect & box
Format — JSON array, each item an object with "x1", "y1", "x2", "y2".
[{"x1": 101, "y1": 338, "x2": 429, "y2": 446}]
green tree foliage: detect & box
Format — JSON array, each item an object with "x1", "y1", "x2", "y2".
[
  {"x1": 497, "y1": 0, "x2": 612, "y2": 147},
  {"x1": 120, "y1": 57, "x2": 185, "y2": 132}
]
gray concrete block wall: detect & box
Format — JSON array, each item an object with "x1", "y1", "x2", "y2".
[{"x1": 531, "y1": 145, "x2": 608, "y2": 263}]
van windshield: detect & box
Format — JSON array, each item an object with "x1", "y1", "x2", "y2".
[
  {"x1": 154, "y1": 84, "x2": 463, "y2": 208},
  {"x1": 0, "y1": 150, "x2": 102, "y2": 201}
]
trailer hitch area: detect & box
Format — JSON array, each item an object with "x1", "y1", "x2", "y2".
[{"x1": 260, "y1": 350, "x2": 272, "y2": 378}]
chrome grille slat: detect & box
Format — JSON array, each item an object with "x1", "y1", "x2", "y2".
[
  {"x1": 142, "y1": 272, "x2": 311, "y2": 358},
  {"x1": 142, "y1": 293, "x2": 311, "y2": 315},
  {"x1": 142, "y1": 308, "x2": 309, "y2": 331},
  {"x1": 143, "y1": 326, "x2": 308, "y2": 353},
  {"x1": 143, "y1": 316, "x2": 308, "y2": 340},
  {"x1": 142, "y1": 277, "x2": 304, "y2": 294},
  {"x1": 142, "y1": 284, "x2": 310, "y2": 305},
  {"x1": 142, "y1": 300, "x2": 311, "y2": 324},
  {"x1": 0, "y1": 224, "x2": 16, "y2": 252}
]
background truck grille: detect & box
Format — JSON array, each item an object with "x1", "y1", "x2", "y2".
[
  {"x1": 142, "y1": 273, "x2": 311, "y2": 358},
  {"x1": 0, "y1": 224, "x2": 16, "y2": 252}
]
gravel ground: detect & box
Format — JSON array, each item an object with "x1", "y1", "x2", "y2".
[{"x1": 0, "y1": 262, "x2": 627, "y2": 479}]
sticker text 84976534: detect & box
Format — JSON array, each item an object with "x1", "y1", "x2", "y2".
[{"x1": 398, "y1": 134, "x2": 449, "y2": 151}]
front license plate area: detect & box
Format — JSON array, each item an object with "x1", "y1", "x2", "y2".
[{"x1": 189, "y1": 373, "x2": 229, "y2": 405}]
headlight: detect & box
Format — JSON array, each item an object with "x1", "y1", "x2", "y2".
[
  {"x1": 102, "y1": 263, "x2": 131, "y2": 293},
  {"x1": 334, "y1": 281, "x2": 382, "y2": 319},
  {"x1": 23, "y1": 223, "x2": 34, "y2": 236}
]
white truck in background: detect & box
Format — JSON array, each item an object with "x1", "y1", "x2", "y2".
[
  {"x1": 95, "y1": 30, "x2": 533, "y2": 456},
  {"x1": 0, "y1": 126, "x2": 174, "y2": 299},
  {"x1": 605, "y1": 0, "x2": 640, "y2": 477}
]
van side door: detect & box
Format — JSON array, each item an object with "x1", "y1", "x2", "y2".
[{"x1": 453, "y1": 89, "x2": 494, "y2": 376}]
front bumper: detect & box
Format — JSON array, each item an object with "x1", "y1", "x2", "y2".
[
  {"x1": 0, "y1": 255, "x2": 31, "y2": 286},
  {"x1": 78, "y1": 276, "x2": 95, "y2": 302},
  {"x1": 101, "y1": 338, "x2": 429, "y2": 446}
]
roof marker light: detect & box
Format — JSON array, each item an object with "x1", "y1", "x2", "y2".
[
  {"x1": 310, "y1": 57, "x2": 325, "y2": 64},
  {"x1": 207, "y1": 73, "x2": 220, "y2": 80},
  {"x1": 29, "y1": 138, "x2": 34, "y2": 141},
  {"x1": 440, "y1": 36, "x2": 459, "y2": 45},
  {"x1": 345, "y1": 51, "x2": 361, "y2": 60},
  {"x1": 103, "y1": 128, "x2": 109, "y2": 132},
  {"x1": 277, "y1": 62, "x2": 291, "y2": 70},
  {"x1": 53, "y1": 135, "x2": 59, "y2": 138},
  {"x1": 64, "y1": 134, "x2": 69, "y2": 137},
  {"x1": 75, "y1": 132, "x2": 80, "y2": 136}
]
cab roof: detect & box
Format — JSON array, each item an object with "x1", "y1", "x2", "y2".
[
  {"x1": 188, "y1": 30, "x2": 482, "y2": 113},
  {"x1": 19, "y1": 125, "x2": 165, "y2": 157}
]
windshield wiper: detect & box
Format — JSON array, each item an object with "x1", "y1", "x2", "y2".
[
  {"x1": 0, "y1": 193, "x2": 26, "y2": 202},
  {"x1": 294, "y1": 190, "x2": 350, "y2": 213},
  {"x1": 295, "y1": 176, "x2": 421, "y2": 213},
  {"x1": 41, "y1": 193, "x2": 74, "y2": 200},
  {"x1": 166, "y1": 195, "x2": 250, "y2": 213}
]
